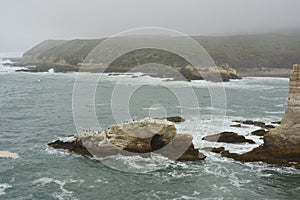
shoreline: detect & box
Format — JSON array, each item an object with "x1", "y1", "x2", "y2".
[{"x1": 2, "y1": 58, "x2": 293, "y2": 79}]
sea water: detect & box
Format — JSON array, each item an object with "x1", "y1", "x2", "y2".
[{"x1": 0, "y1": 58, "x2": 299, "y2": 199}]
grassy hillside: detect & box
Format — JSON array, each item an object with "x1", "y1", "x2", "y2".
[
  {"x1": 197, "y1": 35, "x2": 300, "y2": 69},
  {"x1": 23, "y1": 34, "x2": 300, "y2": 70}
]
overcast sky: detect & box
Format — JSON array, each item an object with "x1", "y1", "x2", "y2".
[{"x1": 1, "y1": 0, "x2": 300, "y2": 53}]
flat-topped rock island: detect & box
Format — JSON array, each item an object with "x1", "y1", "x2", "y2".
[{"x1": 48, "y1": 119, "x2": 206, "y2": 162}]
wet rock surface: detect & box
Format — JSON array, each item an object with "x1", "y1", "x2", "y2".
[
  {"x1": 158, "y1": 116, "x2": 185, "y2": 123},
  {"x1": 202, "y1": 132, "x2": 255, "y2": 144},
  {"x1": 250, "y1": 129, "x2": 269, "y2": 136},
  {"x1": 232, "y1": 120, "x2": 275, "y2": 129}
]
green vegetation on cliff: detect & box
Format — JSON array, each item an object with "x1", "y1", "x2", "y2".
[{"x1": 23, "y1": 34, "x2": 300, "y2": 70}]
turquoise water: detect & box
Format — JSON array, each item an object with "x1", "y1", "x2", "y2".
[{"x1": 0, "y1": 62, "x2": 300, "y2": 199}]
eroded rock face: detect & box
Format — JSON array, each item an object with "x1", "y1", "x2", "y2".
[
  {"x1": 223, "y1": 64, "x2": 300, "y2": 168},
  {"x1": 48, "y1": 120, "x2": 205, "y2": 161}
]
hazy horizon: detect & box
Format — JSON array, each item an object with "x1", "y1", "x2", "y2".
[{"x1": 1, "y1": 0, "x2": 300, "y2": 53}]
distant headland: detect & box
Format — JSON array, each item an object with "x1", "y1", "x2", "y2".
[{"x1": 5, "y1": 34, "x2": 300, "y2": 80}]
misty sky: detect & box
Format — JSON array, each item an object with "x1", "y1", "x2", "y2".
[{"x1": 1, "y1": 0, "x2": 300, "y2": 53}]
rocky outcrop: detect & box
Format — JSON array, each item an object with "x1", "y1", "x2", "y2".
[
  {"x1": 202, "y1": 132, "x2": 255, "y2": 144},
  {"x1": 157, "y1": 116, "x2": 185, "y2": 123},
  {"x1": 48, "y1": 120, "x2": 205, "y2": 161},
  {"x1": 251, "y1": 129, "x2": 268, "y2": 136},
  {"x1": 232, "y1": 120, "x2": 275, "y2": 129},
  {"x1": 223, "y1": 64, "x2": 300, "y2": 168}
]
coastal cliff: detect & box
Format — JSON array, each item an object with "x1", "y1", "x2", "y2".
[
  {"x1": 223, "y1": 64, "x2": 300, "y2": 168},
  {"x1": 8, "y1": 34, "x2": 300, "y2": 79}
]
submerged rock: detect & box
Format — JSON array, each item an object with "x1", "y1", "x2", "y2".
[
  {"x1": 223, "y1": 65, "x2": 300, "y2": 169},
  {"x1": 48, "y1": 120, "x2": 205, "y2": 161},
  {"x1": 202, "y1": 132, "x2": 255, "y2": 144}
]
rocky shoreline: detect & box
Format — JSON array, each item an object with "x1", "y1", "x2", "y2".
[
  {"x1": 4, "y1": 60, "x2": 241, "y2": 82},
  {"x1": 208, "y1": 64, "x2": 300, "y2": 169},
  {"x1": 5, "y1": 59, "x2": 294, "y2": 79}
]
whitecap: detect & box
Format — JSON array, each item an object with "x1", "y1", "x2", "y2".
[
  {"x1": 33, "y1": 177, "x2": 77, "y2": 200},
  {"x1": 48, "y1": 68, "x2": 55, "y2": 73},
  {"x1": 0, "y1": 59, "x2": 28, "y2": 73},
  {"x1": 264, "y1": 111, "x2": 285, "y2": 114},
  {"x1": 56, "y1": 136, "x2": 76, "y2": 142},
  {"x1": 96, "y1": 153, "x2": 175, "y2": 173},
  {"x1": 0, "y1": 183, "x2": 12, "y2": 196},
  {"x1": 142, "y1": 107, "x2": 163, "y2": 110}
]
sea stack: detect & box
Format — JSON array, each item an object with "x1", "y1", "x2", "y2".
[
  {"x1": 263, "y1": 64, "x2": 300, "y2": 166},
  {"x1": 222, "y1": 64, "x2": 300, "y2": 168}
]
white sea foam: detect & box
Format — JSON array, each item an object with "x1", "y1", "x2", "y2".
[
  {"x1": 0, "y1": 59, "x2": 27, "y2": 73},
  {"x1": 48, "y1": 68, "x2": 55, "y2": 73},
  {"x1": 142, "y1": 106, "x2": 164, "y2": 110},
  {"x1": 44, "y1": 147, "x2": 72, "y2": 157},
  {"x1": 33, "y1": 177, "x2": 79, "y2": 200},
  {"x1": 57, "y1": 136, "x2": 76, "y2": 142},
  {"x1": 264, "y1": 111, "x2": 285, "y2": 114},
  {"x1": 0, "y1": 183, "x2": 12, "y2": 196},
  {"x1": 97, "y1": 153, "x2": 175, "y2": 173}
]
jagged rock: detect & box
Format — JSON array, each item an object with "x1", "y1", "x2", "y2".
[
  {"x1": 223, "y1": 65, "x2": 300, "y2": 168},
  {"x1": 48, "y1": 120, "x2": 205, "y2": 161},
  {"x1": 48, "y1": 139, "x2": 92, "y2": 157},
  {"x1": 202, "y1": 132, "x2": 255, "y2": 144},
  {"x1": 166, "y1": 134, "x2": 206, "y2": 161},
  {"x1": 251, "y1": 129, "x2": 268, "y2": 136}
]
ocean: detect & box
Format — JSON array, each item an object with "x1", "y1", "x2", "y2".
[{"x1": 0, "y1": 57, "x2": 299, "y2": 199}]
